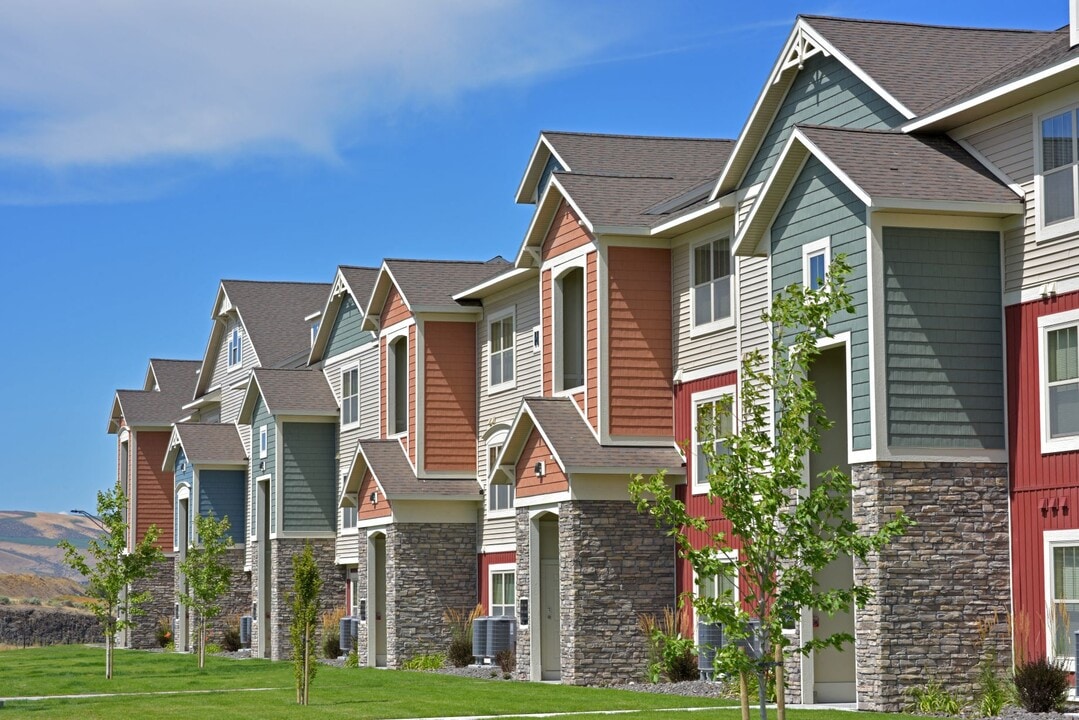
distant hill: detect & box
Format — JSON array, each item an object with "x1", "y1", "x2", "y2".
[{"x1": 0, "y1": 511, "x2": 103, "y2": 581}]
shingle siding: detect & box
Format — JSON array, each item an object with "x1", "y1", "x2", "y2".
[
  {"x1": 743, "y1": 53, "x2": 905, "y2": 188},
  {"x1": 282, "y1": 422, "x2": 337, "y2": 533},
  {"x1": 883, "y1": 226, "x2": 1004, "y2": 449},
  {"x1": 198, "y1": 469, "x2": 247, "y2": 542},
  {"x1": 770, "y1": 156, "x2": 871, "y2": 450}
]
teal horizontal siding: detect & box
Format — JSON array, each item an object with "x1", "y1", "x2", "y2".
[
  {"x1": 174, "y1": 449, "x2": 193, "y2": 487},
  {"x1": 198, "y1": 470, "x2": 246, "y2": 543},
  {"x1": 251, "y1": 395, "x2": 276, "y2": 533},
  {"x1": 743, "y1": 53, "x2": 905, "y2": 187},
  {"x1": 771, "y1": 156, "x2": 870, "y2": 451},
  {"x1": 883, "y1": 227, "x2": 1003, "y2": 449},
  {"x1": 326, "y1": 295, "x2": 373, "y2": 358},
  {"x1": 282, "y1": 422, "x2": 337, "y2": 533}
]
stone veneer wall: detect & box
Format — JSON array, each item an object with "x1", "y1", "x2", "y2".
[
  {"x1": 385, "y1": 523, "x2": 476, "y2": 666},
  {"x1": 175, "y1": 548, "x2": 250, "y2": 652},
  {"x1": 127, "y1": 556, "x2": 175, "y2": 649},
  {"x1": 514, "y1": 507, "x2": 532, "y2": 680},
  {"x1": 513, "y1": 501, "x2": 674, "y2": 684},
  {"x1": 265, "y1": 538, "x2": 339, "y2": 661},
  {"x1": 852, "y1": 461, "x2": 1010, "y2": 712}
]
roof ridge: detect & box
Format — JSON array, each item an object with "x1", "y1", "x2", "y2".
[
  {"x1": 800, "y1": 13, "x2": 1055, "y2": 34},
  {"x1": 338, "y1": 264, "x2": 379, "y2": 271},
  {"x1": 221, "y1": 279, "x2": 331, "y2": 287},
  {"x1": 542, "y1": 130, "x2": 735, "y2": 143},
  {"x1": 148, "y1": 357, "x2": 200, "y2": 363},
  {"x1": 558, "y1": 170, "x2": 718, "y2": 181},
  {"x1": 384, "y1": 257, "x2": 508, "y2": 266}
]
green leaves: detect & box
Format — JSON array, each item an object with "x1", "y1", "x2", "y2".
[{"x1": 179, "y1": 513, "x2": 234, "y2": 668}]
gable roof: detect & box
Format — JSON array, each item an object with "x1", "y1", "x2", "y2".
[
  {"x1": 495, "y1": 397, "x2": 684, "y2": 481},
  {"x1": 362, "y1": 257, "x2": 510, "y2": 330},
  {"x1": 734, "y1": 125, "x2": 1024, "y2": 256},
  {"x1": 308, "y1": 264, "x2": 379, "y2": 364},
  {"x1": 108, "y1": 358, "x2": 200, "y2": 433},
  {"x1": 194, "y1": 280, "x2": 331, "y2": 398},
  {"x1": 339, "y1": 439, "x2": 481, "y2": 508},
  {"x1": 163, "y1": 423, "x2": 247, "y2": 471},
  {"x1": 237, "y1": 368, "x2": 338, "y2": 422}
]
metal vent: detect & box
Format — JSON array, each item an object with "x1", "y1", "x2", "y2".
[
  {"x1": 472, "y1": 617, "x2": 489, "y2": 662},
  {"x1": 487, "y1": 616, "x2": 515, "y2": 658},
  {"x1": 339, "y1": 617, "x2": 356, "y2": 654},
  {"x1": 240, "y1": 615, "x2": 253, "y2": 648},
  {"x1": 697, "y1": 621, "x2": 723, "y2": 679}
]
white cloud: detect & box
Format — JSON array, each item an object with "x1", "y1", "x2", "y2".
[{"x1": 0, "y1": 0, "x2": 614, "y2": 167}]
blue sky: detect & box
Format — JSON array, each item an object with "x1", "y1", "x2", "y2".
[{"x1": 0, "y1": 0, "x2": 1063, "y2": 513}]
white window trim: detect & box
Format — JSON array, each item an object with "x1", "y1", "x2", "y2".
[
  {"x1": 259, "y1": 425, "x2": 268, "y2": 459},
  {"x1": 690, "y1": 385, "x2": 736, "y2": 496},
  {"x1": 386, "y1": 329, "x2": 409, "y2": 438},
  {"x1": 487, "y1": 307, "x2": 517, "y2": 394},
  {"x1": 226, "y1": 327, "x2": 243, "y2": 371},
  {"x1": 554, "y1": 262, "x2": 587, "y2": 394},
  {"x1": 1044, "y1": 528, "x2": 1079, "y2": 668},
  {"x1": 1038, "y1": 308, "x2": 1079, "y2": 454},
  {"x1": 692, "y1": 549, "x2": 738, "y2": 643},
  {"x1": 340, "y1": 364, "x2": 360, "y2": 430},
  {"x1": 485, "y1": 430, "x2": 513, "y2": 518},
  {"x1": 488, "y1": 562, "x2": 516, "y2": 618},
  {"x1": 1036, "y1": 105, "x2": 1079, "y2": 242},
  {"x1": 689, "y1": 235, "x2": 735, "y2": 337},
  {"x1": 802, "y1": 237, "x2": 831, "y2": 292}
]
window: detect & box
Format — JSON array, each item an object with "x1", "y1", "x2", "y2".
[
  {"x1": 342, "y1": 505, "x2": 357, "y2": 530},
  {"x1": 1041, "y1": 108, "x2": 1078, "y2": 229},
  {"x1": 1039, "y1": 309, "x2": 1079, "y2": 453},
  {"x1": 389, "y1": 336, "x2": 408, "y2": 436},
  {"x1": 692, "y1": 237, "x2": 732, "y2": 329},
  {"x1": 557, "y1": 267, "x2": 584, "y2": 391},
  {"x1": 692, "y1": 387, "x2": 734, "y2": 494},
  {"x1": 489, "y1": 566, "x2": 515, "y2": 617},
  {"x1": 1045, "y1": 530, "x2": 1079, "y2": 663},
  {"x1": 487, "y1": 443, "x2": 514, "y2": 514},
  {"x1": 341, "y1": 367, "x2": 359, "y2": 427},
  {"x1": 489, "y1": 312, "x2": 515, "y2": 389},
  {"x1": 259, "y1": 426, "x2": 267, "y2": 459},
  {"x1": 694, "y1": 550, "x2": 739, "y2": 634},
  {"x1": 802, "y1": 237, "x2": 831, "y2": 292},
  {"x1": 227, "y1": 327, "x2": 243, "y2": 368}
]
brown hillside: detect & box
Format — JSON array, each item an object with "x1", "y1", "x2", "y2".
[
  {"x1": 0, "y1": 574, "x2": 87, "y2": 603},
  {"x1": 0, "y1": 511, "x2": 103, "y2": 581}
]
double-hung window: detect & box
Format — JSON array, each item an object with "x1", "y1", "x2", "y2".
[
  {"x1": 227, "y1": 327, "x2": 243, "y2": 368},
  {"x1": 1045, "y1": 530, "x2": 1079, "y2": 664},
  {"x1": 486, "y1": 443, "x2": 514, "y2": 515},
  {"x1": 489, "y1": 312, "x2": 515, "y2": 389},
  {"x1": 489, "y1": 566, "x2": 515, "y2": 617},
  {"x1": 692, "y1": 237, "x2": 732, "y2": 330},
  {"x1": 1039, "y1": 309, "x2": 1079, "y2": 453},
  {"x1": 691, "y1": 387, "x2": 734, "y2": 494},
  {"x1": 1041, "y1": 108, "x2": 1079, "y2": 232},
  {"x1": 341, "y1": 367, "x2": 359, "y2": 427}
]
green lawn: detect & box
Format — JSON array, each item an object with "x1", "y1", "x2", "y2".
[{"x1": 0, "y1": 646, "x2": 913, "y2": 720}]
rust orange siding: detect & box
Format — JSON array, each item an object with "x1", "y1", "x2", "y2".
[
  {"x1": 541, "y1": 201, "x2": 592, "y2": 262},
  {"x1": 477, "y1": 550, "x2": 517, "y2": 614},
  {"x1": 515, "y1": 428, "x2": 568, "y2": 498},
  {"x1": 1008, "y1": 290, "x2": 1079, "y2": 663},
  {"x1": 586, "y1": 252, "x2": 599, "y2": 432},
  {"x1": 607, "y1": 246, "x2": 673, "y2": 437},
  {"x1": 358, "y1": 470, "x2": 392, "y2": 521},
  {"x1": 409, "y1": 325, "x2": 416, "y2": 466},
  {"x1": 423, "y1": 321, "x2": 477, "y2": 472},
  {"x1": 135, "y1": 430, "x2": 173, "y2": 551},
  {"x1": 381, "y1": 284, "x2": 411, "y2": 328},
  {"x1": 543, "y1": 270, "x2": 553, "y2": 395}
]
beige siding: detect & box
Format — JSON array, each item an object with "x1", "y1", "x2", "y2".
[
  {"x1": 335, "y1": 530, "x2": 360, "y2": 565},
  {"x1": 966, "y1": 114, "x2": 1033, "y2": 184},
  {"x1": 476, "y1": 281, "x2": 541, "y2": 550},
  {"x1": 736, "y1": 196, "x2": 755, "y2": 235},
  {"x1": 209, "y1": 314, "x2": 258, "y2": 426},
  {"x1": 324, "y1": 340, "x2": 378, "y2": 537},
  {"x1": 738, "y1": 255, "x2": 770, "y2": 359},
  {"x1": 672, "y1": 240, "x2": 739, "y2": 374}
]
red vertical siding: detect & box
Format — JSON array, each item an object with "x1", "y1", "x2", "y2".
[
  {"x1": 477, "y1": 550, "x2": 517, "y2": 614},
  {"x1": 423, "y1": 321, "x2": 477, "y2": 472},
  {"x1": 134, "y1": 430, "x2": 174, "y2": 552},
  {"x1": 1009, "y1": 290, "x2": 1079, "y2": 663},
  {"x1": 608, "y1": 246, "x2": 673, "y2": 437}
]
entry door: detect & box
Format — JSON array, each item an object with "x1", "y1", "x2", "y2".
[{"x1": 540, "y1": 558, "x2": 560, "y2": 680}]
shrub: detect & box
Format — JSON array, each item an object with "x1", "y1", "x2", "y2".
[
  {"x1": 402, "y1": 653, "x2": 446, "y2": 671},
  {"x1": 321, "y1": 607, "x2": 346, "y2": 658},
  {"x1": 495, "y1": 648, "x2": 516, "y2": 674},
  {"x1": 220, "y1": 617, "x2": 242, "y2": 652},
  {"x1": 25, "y1": 597, "x2": 41, "y2": 606},
  {"x1": 205, "y1": 642, "x2": 222, "y2": 655},
  {"x1": 1014, "y1": 657, "x2": 1069, "y2": 713},
  {"x1": 904, "y1": 679, "x2": 964, "y2": 715},
  {"x1": 0, "y1": 596, "x2": 10, "y2": 605},
  {"x1": 344, "y1": 646, "x2": 359, "y2": 668},
  {"x1": 155, "y1": 617, "x2": 173, "y2": 648},
  {"x1": 639, "y1": 607, "x2": 699, "y2": 683},
  {"x1": 444, "y1": 604, "x2": 482, "y2": 668}
]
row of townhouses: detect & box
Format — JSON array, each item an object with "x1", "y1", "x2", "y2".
[{"x1": 105, "y1": 5, "x2": 1079, "y2": 711}]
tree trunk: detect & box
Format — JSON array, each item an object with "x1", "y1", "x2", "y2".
[
  {"x1": 739, "y1": 670, "x2": 750, "y2": 720},
  {"x1": 303, "y1": 626, "x2": 310, "y2": 705},
  {"x1": 105, "y1": 632, "x2": 113, "y2": 680},
  {"x1": 199, "y1": 619, "x2": 205, "y2": 669},
  {"x1": 775, "y1": 642, "x2": 786, "y2": 720}
]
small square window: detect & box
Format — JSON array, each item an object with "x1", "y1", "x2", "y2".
[{"x1": 802, "y1": 238, "x2": 831, "y2": 293}]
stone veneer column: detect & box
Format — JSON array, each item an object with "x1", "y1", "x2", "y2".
[
  {"x1": 852, "y1": 462, "x2": 1010, "y2": 712},
  {"x1": 559, "y1": 500, "x2": 674, "y2": 685},
  {"x1": 385, "y1": 523, "x2": 476, "y2": 666},
  {"x1": 354, "y1": 540, "x2": 369, "y2": 658},
  {"x1": 128, "y1": 556, "x2": 175, "y2": 649},
  {"x1": 514, "y1": 507, "x2": 532, "y2": 680},
  {"x1": 268, "y1": 538, "x2": 339, "y2": 660}
]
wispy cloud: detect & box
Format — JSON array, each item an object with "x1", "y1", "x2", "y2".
[{"x1": 0, "y1": 0, "x2": 616, "y2": 169}]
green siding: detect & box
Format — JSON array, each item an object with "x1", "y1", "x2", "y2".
[
  {"x1": 251, "y1": 394, "x2": 276, "y2": 533},
  {"x1": 883, "y1": 227, "x2": 1003, "y2": 449},
  {"x1": 282, "y1": 422, "x2": 337, "y2": 533},
  {"x1": 326, "y1": 295, "x2": 372, "y2": 358},
  {"x1": 771, "y1": 156, "x2": 871, "y2": 450},
  {"x1": 743, "y1": 53, "x2": 905, "y2": 187}
]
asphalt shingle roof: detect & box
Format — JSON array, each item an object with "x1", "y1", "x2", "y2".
[
  {"x1": 798, "y1": 125, "x2": 1021, "y2": 205},
  {"x1": 358, "y1": 440, "x2": 481, "y2": 499},
  {"x1": 221, "y1": 280, "x2": 331, "y2": 369},
  {"x1": 524, "y1": 398, "x2": 684, "y2": 473},
  {"x1": 173, "y1": 423, "x2": 247, "y2": 466},
  {"x1": 252, "y1": 368, "x2": 338, "y2": 416},
  {"x1": 543, "y1": 132, "x2": 734, "y2": 180},
  {"x1": 384, "y1": 258, "x2": 510, "y2": 311},
  {"x1": 339, "y1": 266, "x2": 379, "y2": 310},
  {"x1": 111, "y1": 359, "x2": 200, "y2": 430}
]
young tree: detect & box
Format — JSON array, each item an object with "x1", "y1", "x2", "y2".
[
  {"x1": 630, "y1": 256, "x2": 911, "y2": 720},
  {"x1": 290, "y1": 543, "x2": 322, "y2": 705},
  {"x1": 59, "y1": 485, "x2": 164, "y2": 679},
  {"x1": 178, "y1": 513, "x2": 234, "y2": 669}
]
